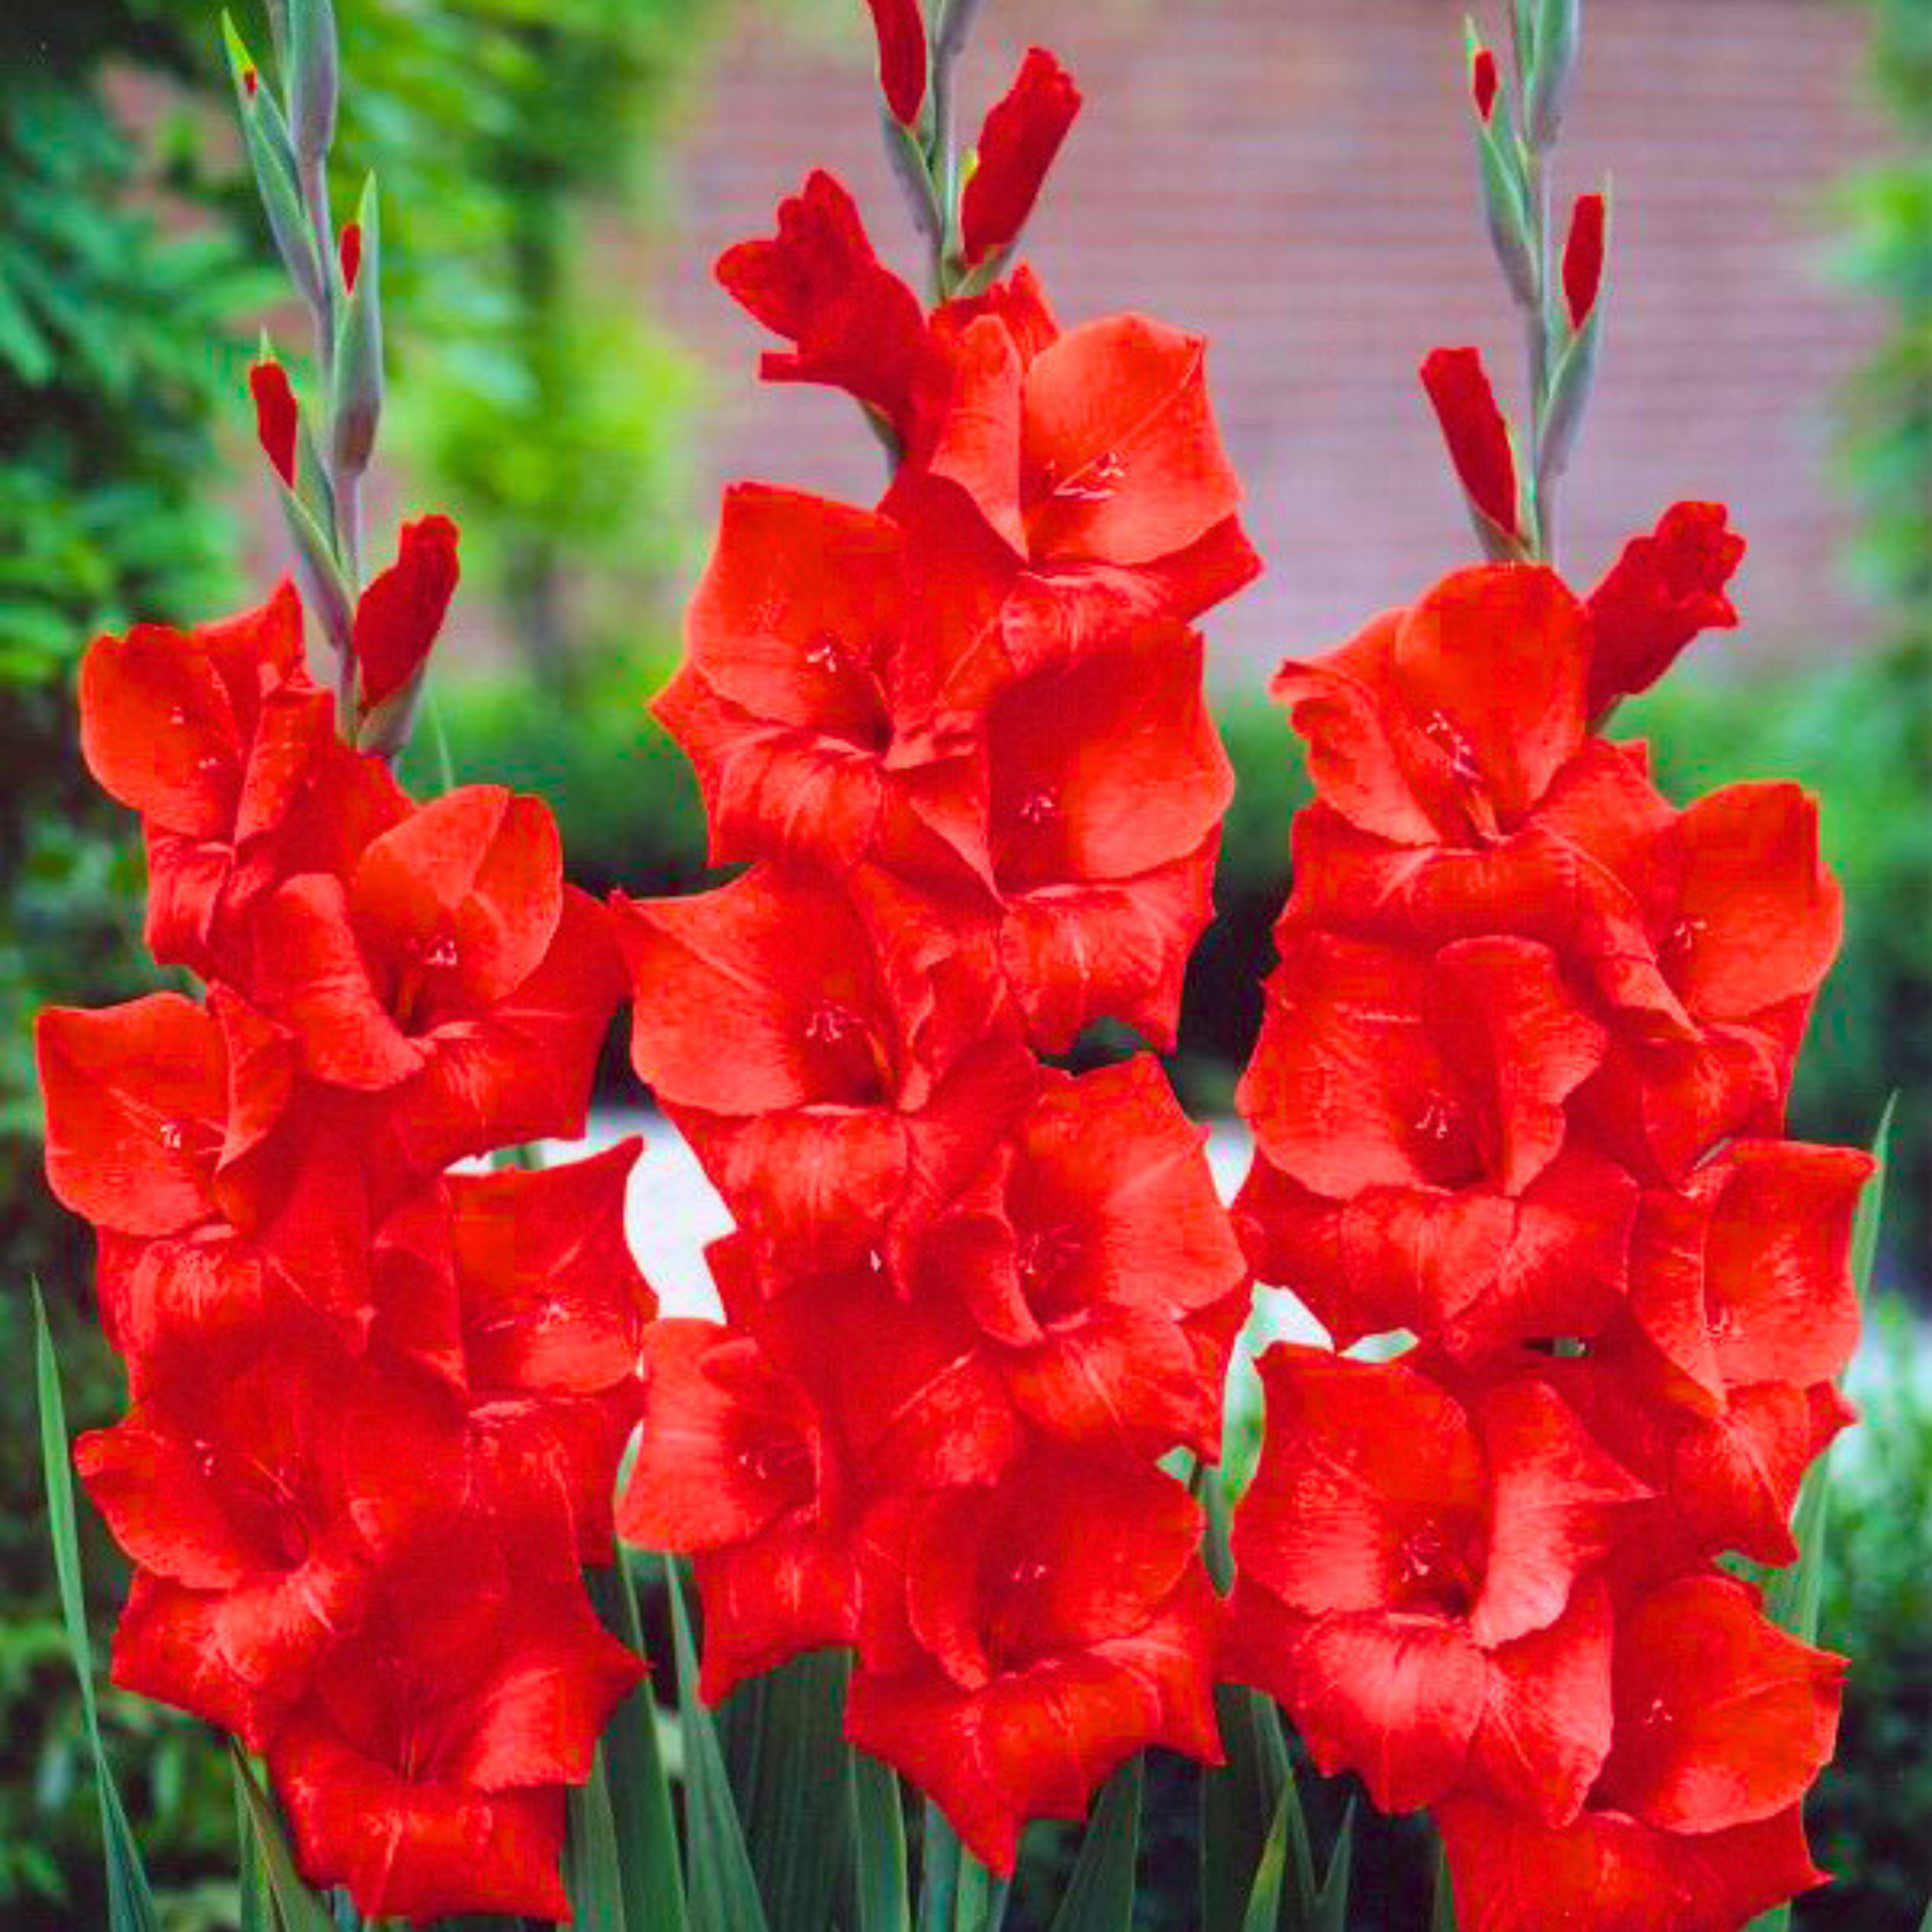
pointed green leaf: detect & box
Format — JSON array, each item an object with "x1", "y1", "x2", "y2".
[
  {"x1": 230, "y1": 1748, "x2": 337, "y2": 1932},
  {"x1": 664, "y1": 1556, "x2": 772, "y2": 1932},
  {"x1": 951, "y1": 1848, "x2": 1008, "y2": 1932},
  {"x1": 285, "y1": 0, "x2": 339, "y2": 167},
  {"x1": 34, "y1": 1282, "x2": 163, "y2": 1932},
  {"x1": 1046, "y1": 1757, "x2": 1140, "y2": 1932},
  {"x1": 1238, "y1": 1785, "x2": 1289, "y2": 1932},
  {"x1": 1201, "y1": 1681, "x2": 1306, "y2": 1932},
  {"x1": 918, "y1": 1800, "x2": 961, "y2": 1932},
  {"x1": 1312, "y1": 1799, "x2": 1354, "y2": 1932},
  {"x1": 566, "y1": 1751, "x2": 629, "y2": 1932},
  {"x1": 1431, "y1": 1836, "x2": 1457, "y2": 1932},
  {"x1": 1850, "y1": 1093, "x2": 1896, "y2": 1292},
  {"x1": 850, "y1": 1752, "x2": 910, "y2": 1932},
  {"x1": 591, "y1": 1556, "x2": 686, "y2": 1932},
  {"x1": 718, "y1": 1647, "x2": 853, "y2": 1932}
]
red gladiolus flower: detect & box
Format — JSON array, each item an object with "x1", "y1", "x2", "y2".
[
  {"x1": 959, "y1": 48, "x2": 1082, "y2": 268},
  {"x1": 1568, "y1": 781, "x2": 1842, "y2": 1179},
  {"x1": 1435, "y1": 1574, "x2": 1843, "y2": 1932},
  {"x1": 250, "y1": 357, "x2": 299, "y2": 485},
  {"x1": 864, "y1": 0, "x2": 925, "y2": 125},
  {"x1": 1563, "y1": 192, "x2": 1607, "y2": 330},
  {"x1": 37, "y1": 993, "x2": 375, "y2": 1378},
  {"x1": 353, "y1": 513, "x2": 461, "y2": 708},
  {"x1": 1271, "y1": 565, "x2": 1590, "y2": 846},
  {"x1": 845, "y1": 1459, "x2": 1223, "y2": 1873},
  {"x1": 1235, "y1": 927, "x2": 1639, "y2": 1355},
  {"x1": 654, "y1": 483, "x2": 993, "y2": 882},
  {"x1": 268, "y1": 1538, "x2": 642, "y2": 1923},
  {"x1": 985, "y1": 623, "x2": 1231, "y2": 1048},
  {"x1": 1227, "y1": 1349, "x2": 1645, "y2": 1818},
  {"x1": 917, "y1": 1055, "x2": 1247, "y2": 1457},
  {"x1": 78, "y1": 583, "x2": 409, "y2": 978},
  {"x1": 1421, "y1": 346, "x2": 1520, "y2": 539},
  {"x1": 77, "y1": 1338, "x2": 467, "y2": 1713},
  {"x1": 1585, "y1": 503, "x2": 1745, "y2": 714}
]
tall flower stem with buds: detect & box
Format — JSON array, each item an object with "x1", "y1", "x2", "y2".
[{"x1": 1448, "y1": 0, "x2": 1599, "y2": 563}]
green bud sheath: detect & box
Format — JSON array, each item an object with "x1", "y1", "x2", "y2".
[
  {"x1": 286, "y1": 0, "x2": 339, "y2": 169},
  {"x1": 331, "y1": 177, "x2": 384, "y2": 480}
]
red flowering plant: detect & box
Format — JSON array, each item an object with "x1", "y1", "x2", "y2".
[
  {"x1": 26, "y1": 2, "x2": 1889, "y2": 1930},
  {"x1": 1226, "y1": 6, "x2": 1881, "y2": 1930}
]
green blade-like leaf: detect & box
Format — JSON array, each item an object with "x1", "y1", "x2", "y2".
[
  {"x1": 1046, "y1": 1757, "x2": 1141, "y2": 1932},
  {"x1": 849, "y1": 1752, "x2": 910, "y2": 1932},
  {"x1": 566, "y1": 1752, "x2": 629, "y2": 1932},
  {"x1": 918, "y1": 1799, "x2": 961, "y2": 1932},
  {"x1": 718, "y1": 1647, "x2": 853, "y2": 1932},
  {"x1": 591, "y1": 1556, "x2": 686, "y2": 1932},
  {"x1": 1238, "y1": 1784, "x2": 1289, "y2": 1932},
  {"x1": 230, "y1": 1747, "x2": 338, "y2": 1932},
  {"x1": 1917, "y1": 1889, "x2": 1932, "y2": 1932},
  {"x1": 1201, "y1": 1682, "x2": 1307, "y2": 1932},
  {"x1": 237, "y1": 1776, "x2": 270, "y2": 1932},
  {"x1": 33, "y1": 1282, "x2": 163, "y2": 1932},
  {"x1": 1850, "y1": 1093, "x2": 1897, "y2": 1292},
  {"x1": 1431, "y1": 1835, "x2": 1456, "y2": 1932},
  {"x1": 663, "y1": 1555, "x2": 772, "y2": 1932},
  {"x1": 951, "y1": 1848, "x2": 1008, "y2": 1932},
  {"x1": 1312, "y1": 1799, "x2": 1355, "y2": 1932}
]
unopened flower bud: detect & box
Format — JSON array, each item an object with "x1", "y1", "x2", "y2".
[
  {"x1": 863, "y1": 0, "x2": 927, "y2": 129},
  {"x1": 958, "y1": 46, "x2": 1081, "y2": 269},
  {"x1": 1420, "y1": 345, "x2": 1524, "y2": 551},
  {"x1": 248, "y1": 354, "x2": 299, "y2": 487},
  {"x1": 1561, "y1": 190, "x2": 1606, "y2": 331},
  {"x1": 352, "y1": 514, "x2": 461, "y2": 710},
  {"x1": 1471, "y1": 45, "x2": 1499, "y2": 122},
  {"x1": 1526, "y1": 0, "x2": 1580, "y2": 149},
  {"x1": 331, "y1": 179, "x2": 384, "y2": 480},
  {"x1": 286, "y1": 0, "x2": 339, "y2": 169}
]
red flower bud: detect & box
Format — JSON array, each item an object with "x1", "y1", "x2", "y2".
[
  {"x1": 1586, "y1": 501, "x2": 1745, "y2": 712},
  {"x1": 864, "y1": 0, "x2": 926, "y2": 127},
  {"x1": 247, "y1": 357, "x2": 299, "y2": 488},
  {"x1": 352, "y1": 514, "x2": 461, "y2": 708},
  {"x1": 1471, "y1": 46, "x2": 1499, "y2": 122},
  {"x1": 242, "y1": 65, "x2": 259, "y2": 98},
  {"x1": 1562, "y1": 191, "x2": 1606, "y2": 330},
  {"x1": 1420, "y1": 345, "x2": 1519, "y2": 539},
  {"x1": 959, "y1": 47, "x2": 1082, "y2": 268},
  {"x1": 339, "y1": 219, "x2": 363, "y2": 295}
]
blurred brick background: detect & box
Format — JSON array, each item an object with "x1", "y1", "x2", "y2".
[{"x1": 638, "y1": 0, "x2": 1884, "y2": 688}]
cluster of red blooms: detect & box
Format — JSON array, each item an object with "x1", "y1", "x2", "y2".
[
  {"x1": 35, "y1": 559, "x2": 649, "y2": 1921},
  {"x1": 611, "y1": 31, "x2": 1263, "y2": 1871},
  {"x1": 1225, "y1": 489, "x2": 1869, "y2": 1929}
]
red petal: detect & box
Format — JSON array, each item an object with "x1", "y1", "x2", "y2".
[
  {"x1": 79, "y1": 624, "x2": 242, "y2": 835},
  {"x1": 1468, "y1": 1582, "x2": 1615, "y2": 1827},
  {"x1": 1022, "y1": 315, "x2": 1240, "y2": 566},
  {"x1": 350, "y1": 787, "x2": 564, "y2": 1009},
  {"x1": 1233, "y1": 1348, "x2": 1484, "y2": 1618},
  {"x1": 987, "y1": 625, "x2": 1231, "y2": 887},
  {"x1": 449, "y1": 1139, "x2": 653, "y2": 1394},
  {"x1": 1286, "y1": 1610, "x2": 1487, "y2": 1812},
  {"x1": 37, "y1": 996, "x2": 225, "y2": 1235},
  {"x1": 1000, "y1": 835, "x2": 1218, "y2": 1052}
]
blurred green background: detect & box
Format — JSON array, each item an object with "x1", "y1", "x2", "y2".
[{"x1": 1, "y1": 0, "x2": 1927, "y2": 1925}]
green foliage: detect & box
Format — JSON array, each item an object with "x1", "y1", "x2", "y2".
[{"x1": 1803, "y1": 1299, "x2": 1932, "y2": 1931}]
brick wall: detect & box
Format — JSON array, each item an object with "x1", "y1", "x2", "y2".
[{"x1": 639, "y1": 0, "x2": 1884, "y2": 690}]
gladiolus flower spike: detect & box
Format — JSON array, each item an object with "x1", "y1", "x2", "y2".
[{"x1": 1236, "y1": 20, "x2": 1868, "y2": 1932}]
